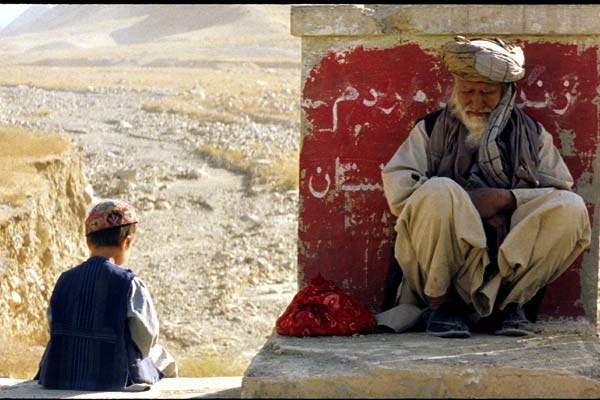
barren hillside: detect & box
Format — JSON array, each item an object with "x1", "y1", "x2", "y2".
[{"x1": 0, "y1": 4, "x2": 299, "y2": 66}]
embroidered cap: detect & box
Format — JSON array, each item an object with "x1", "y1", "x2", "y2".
[{"x1": 85, "y1": 200, "x2": 138, "y2": 235}]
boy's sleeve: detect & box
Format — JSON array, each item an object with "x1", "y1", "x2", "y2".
[{"x1": 126, "y1": 277, "x2": 159, "y2": 358}]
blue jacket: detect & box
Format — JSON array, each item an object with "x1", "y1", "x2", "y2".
[{"x1": 37, "y1": 256, "x2": 161, "y2": 390}]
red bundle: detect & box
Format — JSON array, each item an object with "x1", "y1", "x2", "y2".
[{"x1": 275, "y1": 273, "x2": 376, "y2": 337}]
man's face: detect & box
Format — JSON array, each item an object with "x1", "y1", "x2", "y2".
[
  {"x1": 449, "y1": 78, "x2": 505, "y2": 150},
  {"x1": 454, "y1": 78, "x2": 503, "y2": 124}
]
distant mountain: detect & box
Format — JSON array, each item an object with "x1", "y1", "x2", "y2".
[
  {"x1": 0, "y1": 4, "x2": 298, "y2": 66},
  {"x1": 1, "y1": 5, "x2": 159, "y2": 37},
  {"x1": 1, "y1": 4, "x2": 53, "y2": 36},
  {"x1": 0, "y1": 4, "x2": 291, "y2": 44}
]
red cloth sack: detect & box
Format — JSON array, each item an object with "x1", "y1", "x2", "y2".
[{"x1": 275, "y1": 273, "x2": 376, "y2": 337}]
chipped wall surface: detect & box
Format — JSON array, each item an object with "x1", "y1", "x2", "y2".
[
  {"x1": 293, "y1": 4, "x2": 600, "y2": 323},
  {"x1": 0, "y1": 152, "x2": 90, "y2": 344}
]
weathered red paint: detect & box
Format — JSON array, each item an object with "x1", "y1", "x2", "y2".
[{"x1": 299, "y1": 41, "x2": 598, "y2": 317}]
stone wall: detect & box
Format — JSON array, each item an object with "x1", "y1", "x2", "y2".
[
  {"x1": 292, "y1": 4, "x2": 600, "y2": 326},
  {"x1": 0, "y1": 144, "x2": 91, "y2": 344}
]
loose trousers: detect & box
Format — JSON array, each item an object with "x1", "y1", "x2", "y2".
[{"x1": 394, "y1": 177, "x2": 591, "y2": 317}]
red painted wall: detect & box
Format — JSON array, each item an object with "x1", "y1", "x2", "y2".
[{"x1": 299, "y1": 41, "x2": 597, "y2": 317}]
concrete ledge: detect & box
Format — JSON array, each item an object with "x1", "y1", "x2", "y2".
[
  {"x1": 291, "y1": 4, "x2": 600, "y2": 36},
  {"x1": 242, "y1": 322, "x2": 600, "y2": 398},
  {"x1": 0, "y1": 377, "x2": 242, "y2": 399}
]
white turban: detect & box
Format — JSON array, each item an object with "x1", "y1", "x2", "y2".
[{"x1": 442, "y1": 36, "x2": 525, "y2": 83}]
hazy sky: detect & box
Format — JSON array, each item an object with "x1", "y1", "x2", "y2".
[{"x1": 0, "y1": 4, "x2": 32, "y2": 29}]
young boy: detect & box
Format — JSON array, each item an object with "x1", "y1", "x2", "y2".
[{"x1": 36, "y1": 199, "x2": 178, "y2": 391}]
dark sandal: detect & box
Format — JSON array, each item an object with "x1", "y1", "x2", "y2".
[
  {"x1": 494, "y1": 303, "x2": 534, "y2": 337},
  {"x1": 426, "y1": 303, "x2": 471, "y2": 339}
]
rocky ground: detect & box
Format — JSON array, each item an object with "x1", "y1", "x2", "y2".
[{"x1": 0, "y1": 68, "x2": 300, "y2": 376}]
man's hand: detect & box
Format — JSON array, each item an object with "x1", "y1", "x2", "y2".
[
  {"x1": 485, "y1": 213, "x2": 511, "y2": 248},
  {"x1": 468, "y1": 188, "x2": 516, "y2": 219}
]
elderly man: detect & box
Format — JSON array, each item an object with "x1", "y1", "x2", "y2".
[{"x1": 379, "y1": 36, "x2": 591, "y2": 338}]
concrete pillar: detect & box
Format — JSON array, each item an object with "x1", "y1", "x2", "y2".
[{"x1": 292, "y1": 4, "x2": 600, "y2": 326}]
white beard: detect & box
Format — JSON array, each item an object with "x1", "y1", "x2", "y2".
[{"x1": 448, "y1": 92, "x2": 491, "y2": 152}]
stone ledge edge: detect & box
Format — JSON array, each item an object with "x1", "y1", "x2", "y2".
[{"x1": 291, "y1": 4, "x2": 600, "y2": 37}]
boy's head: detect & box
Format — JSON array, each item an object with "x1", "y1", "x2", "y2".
[{"x1": 85, "y1": 200, "x2": 138, "y2": 264}]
